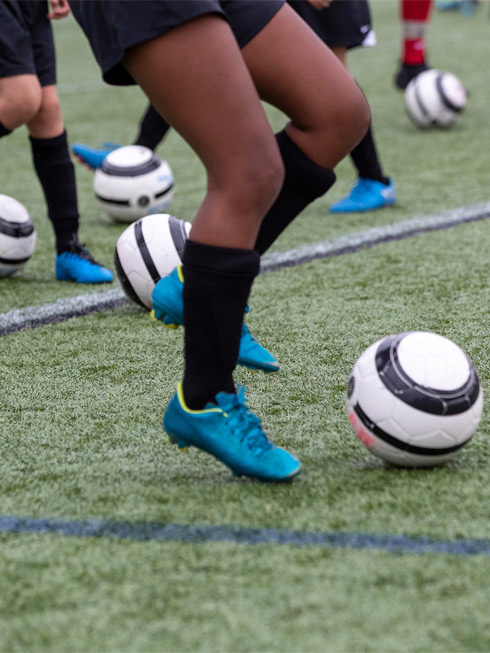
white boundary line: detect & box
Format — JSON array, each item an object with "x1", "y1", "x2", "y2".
[{"x1": 2, "y1": 201, "x2": 490, "y2": 336}]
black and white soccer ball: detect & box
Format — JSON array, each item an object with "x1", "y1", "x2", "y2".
[
  {"x1": 93, "y1": 145, "x2": 174, "y2": 223},
  {"x1": 0, "y1": 194, "x2": 36, "y2": 277},
  {"x1": 346, "y1": 331, "x2": 483, "y2": 467},
  {"x1": 405, "y1": 70, "x2": 467, "y2": 129},
  {"x1": 114, "y1": 213, "x2": 191, "y2": 309}
]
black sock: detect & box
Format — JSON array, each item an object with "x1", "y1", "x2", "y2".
[
  {"x1": 134, "y1": 105, "x2": 170, "y2": 151},
  {"x1": 0, "y1": 121, "x2": 12, "y2": 138},
  {"x1": 349, "y1": 124, "x2": 390, "y2": 185},
  {"x1": 254, "y1": 130, "x2": 336, "y2": 255},
  {"x1": 30, "y1": 131, "x2": 80, "y2": 253},
  {"x1": 182, "y1": 240, "x2": 260, "y2": 409}
]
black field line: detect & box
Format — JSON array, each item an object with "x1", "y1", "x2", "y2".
[
  {"x1": 1, "y1": 515, "x2": 490, "y2": 556},
  {"x1": 2, "y1": 201, "x2": 490, "y2": 337}
]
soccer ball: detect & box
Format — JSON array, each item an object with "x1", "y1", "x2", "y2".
[
  {"x1": 346, "y1": 331, "x2": 483, "y2": 467},
  {"x1": 405, "y1": 70, "x2": 467, "y2": 129},
  {"x1": 0, "y1": 194, "x2": 36, "y2": 277},
  {"x1": 93, "y1": 145, "x2": 174, "y2": 223},
  {"x1": 114, "y1": 213, "x2": 191, "y2": 309}
]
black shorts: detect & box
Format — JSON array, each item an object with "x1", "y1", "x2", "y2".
[
  {"x1": 288, "y1": 0, "x2": 373, "y2": 50},
  {"x1": 0, "y1": 0, "x2": 56, "y2": 86},
  {"x1": 69, "y1": 0, "x2": 285, "y2": 86}
]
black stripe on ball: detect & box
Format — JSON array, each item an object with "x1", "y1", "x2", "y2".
[
  {"x1": 436, "y1": 73, "x2": 463, "y2": 114},
  {"x1": 0, "y1": 216, "x2": 34, "y2": 238},
  {"x1": 375, "y1": 333, "x2": 480, "y2": 416},
  {"x1": 134, "y1": 219, "x2": 161, "y2": 284},
  {"x1": 113, "y1": 248, "x2": 147, "y2": 310},
  {"x1": 353, "y1": 403, "x2": 470, "y2": 456},
  {"x1": 154, "y1": 182, "x2": 174, "y2": 199},
  {"x1": 101, "y1": 153, "x2": 161, "y2": 177},
  {"x1": 168, "y1": 215, "x2": 187, "y2": 260}
]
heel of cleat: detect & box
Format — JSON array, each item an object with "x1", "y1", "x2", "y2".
[
  {"x1": 167, "y1": 434, "x2": 189, "y2": 451},
  {"x1": 150, "y1": 309, "x2": 179, "y2": 330}
]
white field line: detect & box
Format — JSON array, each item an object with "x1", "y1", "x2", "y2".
[{"x1": 2, "y1": 201, "x2": 490, "y2": 336}]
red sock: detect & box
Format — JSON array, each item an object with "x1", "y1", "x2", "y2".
[{"x1": 400, "y1": 0, "x2": 433, "y2": 65}]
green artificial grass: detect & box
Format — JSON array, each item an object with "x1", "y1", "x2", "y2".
[{"x1": 1, "y1": 3, "x2": 490, "y2": 651}]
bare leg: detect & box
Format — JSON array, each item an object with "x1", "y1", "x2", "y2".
[
  {"x1": 0, "y1": 75, "x2": 42, "y2": 130},
  {"x1": 123, "y1": 14, "x2": 284, "y2": 250},
  {"x1": 242, "y1": 4, "x2": 370, "y2": 168}
]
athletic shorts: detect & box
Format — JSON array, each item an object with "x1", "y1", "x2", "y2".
[
  {"x1": 0, "y1": 0, "x2": 56, "y2": 86},
  {"x1": 69, "y1": 0, "x2": 285, "y2": 86},
  {"x1": 288, "y1": 0, "x2": 374, "y2": 50}
]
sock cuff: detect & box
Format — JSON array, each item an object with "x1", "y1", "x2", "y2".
[
  {"x1": 29, "y1": 130, "x2": 68, "y2": 148},
  {"x1": 183, "y1": 240, "x2": 260, "y2": 278},
  {"x1": 276, "y1": 130, "x2": 336, "y2": 200}
]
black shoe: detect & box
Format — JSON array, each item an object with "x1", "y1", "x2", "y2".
[{"x1": 395, "y1": 62, "x2": 430, "y2": 90}]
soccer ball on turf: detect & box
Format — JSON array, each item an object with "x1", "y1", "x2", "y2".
[
  {"x1": 114, "y1": 213, "x2": 191, "y2": 309},
  {"x1": 0, "y1": 194, "x2": 36, "y2": 277},
  {"x1": 93, "y1": 145, "x2": 174, "y2": 223},
  {"x1": 405, "y1": 70, "x2": 467, "y2": 129},
  {"x1": 346, "y1": 331, "x2": 483, "y2": 467}
]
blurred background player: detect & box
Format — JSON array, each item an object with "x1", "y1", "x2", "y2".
[
  {"x1": 395, "y1": 0, "x2": 433, "y2": 90},
  {"x1": 0, "y1": 0, "x2": 113, "y2": 283},
  {"x1": 70, "y1": 0, "x2": 370, "y2": 481},
  {"x1": 289, "y1": 0, "x2": 395, "y2": 213}
]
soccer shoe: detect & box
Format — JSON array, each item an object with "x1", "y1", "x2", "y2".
[
  {"x1": 151, "y1": 266, "x2": 279, "y2": 373},
  {"x1": 56, "y1": 241, "x2": 113, "y2": 283},
  {"x1": 329, "y1": 178, "x2": 396, "y2": 213},
  {"x1": 71, "y1": 142, "x2": 120, "y2": 170},
  {"x1": 394, "y1": 62, "x2": 430, "y2": 90},
  {"x1": 164, "y1": 383, "x2": 301, "y2": 482}
]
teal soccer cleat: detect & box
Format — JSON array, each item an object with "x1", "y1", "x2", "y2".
[
  {"x1": 164, "y1": 383, "x2": 301, "y2": 482},
  {"x1": 56, "y1": 242, "x2": 113, "y2": 284},
  {"x1": 151, "y1": 266, "x2": 279, "y2": 373},
  {"x1": 329, "y1": 178, "x2": 396, "y2": 213},
  {"x1": 72, "y1": 142, "x2": 121, "y2": 170}
]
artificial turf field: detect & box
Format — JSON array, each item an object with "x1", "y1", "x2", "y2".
[{"x1": 2, "y1": 2, "x2": 490, "y2": 651}]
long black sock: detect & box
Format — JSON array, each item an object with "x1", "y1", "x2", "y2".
[
  {"x1": 254, "y1": 130, "x2": 336, "y2": 255},
  {"x1": 134, "y1": 105, "x2": 170, "y2": 151},
  {"x1": 182, "y1": 240, "x2": 260, "y2": 409},
  {"x1": 0, "y1": 121, "x2": 12, "y2": 138},
  {"x1": 30, "y1": 131, "x2": 80, "y2": 253},
  {"x1": 349, "y1": 123, "x2": 389, "y2": 184}
]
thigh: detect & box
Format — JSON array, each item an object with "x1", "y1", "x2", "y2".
[
  {"x1": 122, "y1": 14, "x2": 275, "y2": 180},
  {"x1": 241, "y1": 3, "x2": 368, "y2": 166}
]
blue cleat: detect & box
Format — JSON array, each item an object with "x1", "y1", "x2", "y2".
[
  {"x1": 71, "y1": 142, "x2": 121, "y2": 170},
  {"x1": 56, "y1": 241, "x2": 113, "y2": 284},
  {"x1": 329, "y1": 178, "x2": 396, "y2": 213},
  {"x1": 151, "y1": 266, "x2": 279, "y2": 373},
  {"x1": 164, "y1": 383, "x2": 301, "y2": 482}
]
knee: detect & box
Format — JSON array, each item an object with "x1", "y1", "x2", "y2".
[
  {"x1": 27, "y1": 91, "x2": 63, "y2": 136},
  {"x1": 3, "y1": 84, "x2": 42, "y2": 128},
  {"x1": 338, "y1": 85, "x2": 372, "y2": 152},
  {"x1": 247, "y1": 149, "x2": 285, "y2": 212},
  {"x1": 216, "y1": 144, "x2": 285, "y2": 217}
]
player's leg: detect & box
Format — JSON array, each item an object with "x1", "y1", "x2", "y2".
[
  {"x1": 27, "y1": 84, "x2": 112, "y2": 282},
  {"x1": 327, "y1": 47, "x2": 395, "y2": 214},
  {"x1": 122, "y1": 13, "x2": 300, "y2": 481},
  {"x1": 238, "y1": 3, "x2": 371, "y2": 253},
  {"x1": 0, "y1": 75, "x2": 42, "y2": 134},
  {"x1": 395, "y1": 0, "x2": 433, "y2": 89},
  {"x1": 134, "y1": 104, "x2": 170, "y2": 150}
]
